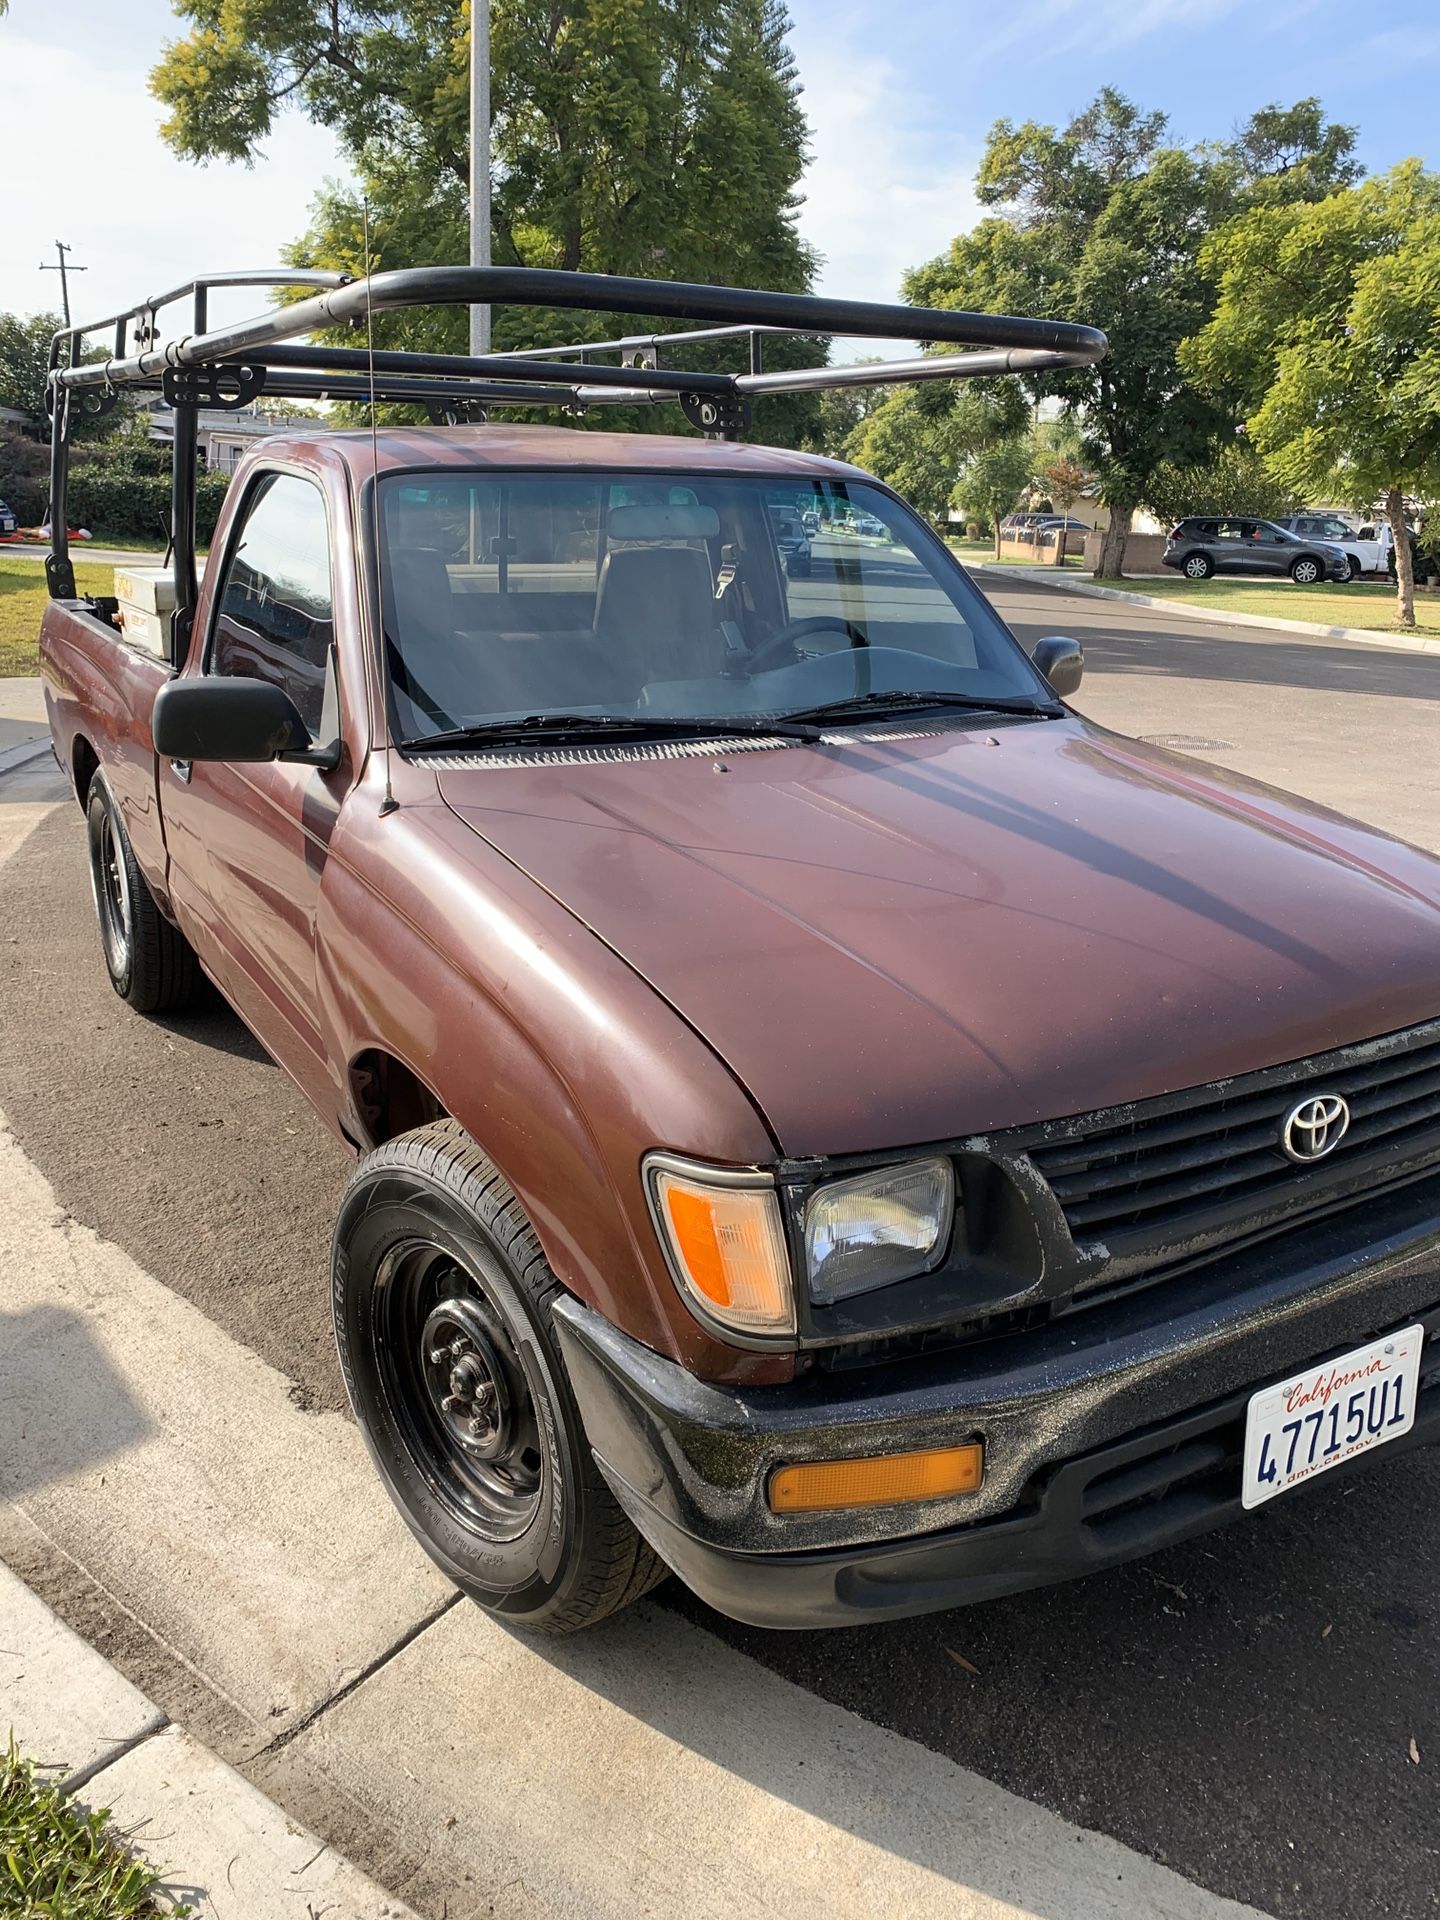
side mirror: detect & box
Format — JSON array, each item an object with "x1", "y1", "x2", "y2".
[
  {"x1": 1032, "y1": 634, "x2": 1084, "y2": 698},
  {"x1": 154, "y1": 675, "x2": 315, "y2": 764}
]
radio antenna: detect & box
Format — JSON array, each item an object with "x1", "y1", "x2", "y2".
[{"x1": 363, "y1": 201, "x2": 398, "y2": 818}]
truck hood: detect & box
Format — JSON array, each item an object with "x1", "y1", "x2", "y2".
[{"x1": 437, "y1": 718, "x2": 1440, "y2": 1157}]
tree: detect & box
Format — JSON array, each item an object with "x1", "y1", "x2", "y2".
[
  {"x1": 1183, "y1": 162, "x2": 1440, "y2": 628},
  {"x1": 0, "y1": 312, "x2": 129, "y2": 444},
  {"x1": 904, "y1": 92, "x2": 1359, "y2": 577},
  {"x1": 152, "y1": 0, "x2": 819, "y2": 436},
  {"x1": 955, "y1": 434, "x2": 1035, "y2": 557},
  {"x1": 845, "y1": 376, "x2": 1028, "y2": 526},
  {"x1": 1033, "y1": 452, "x2": 1091, "y2": 516},
  {"x1": 1144, "y1": 441, "x2": 1298, "y2": 529}
]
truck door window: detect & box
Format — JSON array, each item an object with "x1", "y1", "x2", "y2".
[{"x1": 210, "y1": 474, "x2": 334, "y2": 735}]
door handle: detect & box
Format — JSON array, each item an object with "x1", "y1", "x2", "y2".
[{"x1": 170, "y1": 759, "x2": 192, "y2": 783}]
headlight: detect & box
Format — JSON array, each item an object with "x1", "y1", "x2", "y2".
[
  {"x1": 646, "y1": 1155, "x2": 795, "y2": 1338},
  {"x1": 804, "y1": 1158, "x2": 954, "y2": 1304}
]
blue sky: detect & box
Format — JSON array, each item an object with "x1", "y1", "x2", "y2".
[{"x1": 2, "y1": 0, "x2": 1438, "y2": 328}]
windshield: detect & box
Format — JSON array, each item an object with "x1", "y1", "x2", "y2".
[{"x1": 377, "y1": 471, "x2": 1047, "y2": 744}]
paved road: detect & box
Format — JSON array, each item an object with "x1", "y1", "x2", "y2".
[{"x1": 2, "y1": 579, "x2": 1438, "y2": 1920}]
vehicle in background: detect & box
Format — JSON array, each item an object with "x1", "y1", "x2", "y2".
[
  {"x1": 1274, "y1": 514, "x2": 1386, "y2": 580},
  {"x1": 769, "y1": 505, "x2": 812, "y2": 576},
  {"x1": 1163, "y1": 517, "x2": 1350, "y2": 585},
  {"x1": 850, "y1": 513, "x2": 887, "y2": 539},
  {"x1": 0, "y1": 499, "x2": 18, "y2": 539},
  {"x1": 801, "y1": 509, "x2": 820, "y2": 535},
  {"x1": 1032, "y1": 514, "x2": 1091, "y2": 534}
]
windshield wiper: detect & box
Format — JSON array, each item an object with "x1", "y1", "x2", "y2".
[
  {"x1": 780, "y1": 688, "x2": 1062, "y2": 727},
  {"x1": 407, "y1": 710, "x2": 825, "y2": 751}
]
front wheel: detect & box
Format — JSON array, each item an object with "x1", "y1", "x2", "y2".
[
  {"x1": 1181, "y1": 552, "x2": 1214, "y2": 580},
  {"x1": 1290, "y1": 556, "x2": 1322, "y2": 585},
  {"x1": 331, "y1": 1120, "x2": 665, "y2": 1634},
  {"x1": 1344, "y1": 555, "x2": 1362, "y2": 582},
  {"x1": 85, "y1": 773, "x2": 204, "y2": 1013}
]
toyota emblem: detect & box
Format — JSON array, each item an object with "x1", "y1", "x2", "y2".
[{"x1": 1281, "y1": 1093, "x2": 1351, "y2": 1163}]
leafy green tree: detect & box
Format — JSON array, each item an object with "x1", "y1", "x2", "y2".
[
  {"x1": 955, "y1": 434, "x2": 1035, "y2": 557},
  {"x1": 846, "y1": 376, "x2": 1029, "y2": 526},
  {"x1": 0, "y1": 312, "x2": 129, "y2": 444},
  {"x1": 152, "y1": 1, "x2": 819, "y2": 437},
  {"x1": 905, "y1": 92, "x2": 1359, "y2": 577},
  {"x1": 1144, "y1": 442, "x2": 1298, "y2": 529},
  {"x1": 1183, "y1": 162, "x2": 1440, "y2": 627}
]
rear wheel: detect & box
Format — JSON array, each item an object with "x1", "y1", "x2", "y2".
[
  {"x1": 1182, "y1": 552, "x2": 1214, "y2": 580},
  {"x1": 332, "y1": 1119, "x2": 666, "y2": 1634},
  {"x1": 1344, "y1": 554, "x2": 1362, "y2": 582},
  {"x1": 85, "y1": 773, "x2": 204, "y2": 1013},
  {"x1": 1290, "y1": 555, "x2": 1322, "y2": 585}
]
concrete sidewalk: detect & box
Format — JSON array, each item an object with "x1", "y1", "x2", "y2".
[
  {"x1": 973, "y1": 563, "x2": 1440, "y2": 656},
  {"x1": 0, "y1": 678, "x2": 50, "y2": 776},
  {"x1": 1, "y1": 1565, "x2": 417, "y2": 1919}
]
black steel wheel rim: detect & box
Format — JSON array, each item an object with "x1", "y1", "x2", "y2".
[
  {"x1": 89, "y1": 802, "x2": 131, "y2": 978},
  {"x1": 375, "y1": 1238, "x2": 545, "y2": 1542}
]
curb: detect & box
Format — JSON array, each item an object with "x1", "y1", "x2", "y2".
[
  {"x1": 969, "y1": 564, "x2": 1440, "y2": 657},
  {"x1": 0, "y1": 1563, "x2": 420, "y2": 1919}
]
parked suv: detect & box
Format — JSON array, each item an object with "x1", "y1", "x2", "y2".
[
  {"x1": 0, "y1": 498, "x2": 18, "y2": 539},
  {"x1": 1164, "y1": 517, "x2": 1350, "y2": 585}
]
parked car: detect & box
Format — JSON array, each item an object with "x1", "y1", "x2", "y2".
[
  {"x1": 1273, "y1": 514, "x2": 1385, "y2": 580},
  {"x1": 1032, "y1": 514, "x2": 1091, "y2": 532},
  {"x1": 1163, "y1": 517, "x2": 1350, "y2": 584},
  {"x1": 851, "y1": 513, "x2": 887, "y2": 539},
  {"x1": 41, "y1": 263, "x2": 1440, "y2": 1638},
  {"x1": 769, "y1": 505, "x2": 812, "y2": 576},
  {"x1": 0, "y1": 498, "x2": 18, "y2": 538},
  {"x1": 801, "y1": 510, "x2": 820, "y2": 535}
]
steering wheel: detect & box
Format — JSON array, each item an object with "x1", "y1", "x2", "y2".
[{"x1": 747, "y1": 616, "x2": 869, "y2": 675}]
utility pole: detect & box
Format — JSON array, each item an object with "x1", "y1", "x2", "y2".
[
  {"x1": 469, "y1": 0, "x2": 491, "y2": 356},
  {"x1": 39, "y1": 241, "x2": 87, "y2": 328}
]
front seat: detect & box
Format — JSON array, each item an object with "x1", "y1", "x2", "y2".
[
  {"x1": 382, "y1": 545, "x2": 470, "y2": 729},
  {"x1": 593, "y1": 544, "x2": 724, "y2": 691}
]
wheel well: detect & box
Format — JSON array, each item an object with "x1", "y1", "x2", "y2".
[
  {"x1": 350, "y1": 1049, "x2": 448, "y2": 1147},
  {"x1": 72, "y1": 735, "x2": 99, "y2": 809}
]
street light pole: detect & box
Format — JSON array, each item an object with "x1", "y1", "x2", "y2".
[
  {"x1": 39, "y1": 240, "x2": 87, "y2": 329},
  {"x1": 469, "y1": 0, "x2": 491, "y2": 355}
]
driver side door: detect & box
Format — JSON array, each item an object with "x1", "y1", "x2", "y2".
[{"x1": 160, "y1": 467, "x2": 346, "y2": 1110}]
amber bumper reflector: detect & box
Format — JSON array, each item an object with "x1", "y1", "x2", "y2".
[{"x1": 768, "y1": 1443, "x2": 984, "y2": 1514}]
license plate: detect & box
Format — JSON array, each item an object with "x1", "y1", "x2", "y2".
[{"x1": 1241, "y1": 1324, "x2": 1425, "y2": 1510}]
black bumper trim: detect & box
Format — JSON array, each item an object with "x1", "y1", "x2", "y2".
[{"x1": 594, "y1": 1314, "x2": 1440, "y2": 1629}]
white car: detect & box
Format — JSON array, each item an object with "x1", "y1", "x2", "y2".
[{"x1": 1274, "y1": 514, "x2": 1390, "y2": 580}]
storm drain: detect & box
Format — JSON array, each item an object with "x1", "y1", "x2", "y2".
[{"x1": 1137, "y1": 733, "x2": 1235, "y2": 752}]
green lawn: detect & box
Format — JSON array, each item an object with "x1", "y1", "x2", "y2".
[
  {"x1": 0, "y1": 1740, "x2": 190, "y2": 1917},
  {"x1": 0, "y1": 556, "x2": 117, "y2": 676},
  {"x1": 1076, "y1": 574, "x2": 1440, "y2": 641}
]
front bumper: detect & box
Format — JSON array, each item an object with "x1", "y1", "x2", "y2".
[{"x1": 554, "y1": 1180, "x2": 1440, "y2": 1628}]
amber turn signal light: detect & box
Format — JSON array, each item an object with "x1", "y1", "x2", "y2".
[{"x1": 768, "y1": 1442, "x2": 984, "y2": 1514}]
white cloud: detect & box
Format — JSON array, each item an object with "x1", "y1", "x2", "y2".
[
  {"x1": 0, "y1": 20, "x2": 350, "y2": 339},
  {"x1": 790, "y1": 11, "x2": 983, "y2": 341}
]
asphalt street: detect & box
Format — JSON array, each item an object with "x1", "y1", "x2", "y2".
[{"x1": 2, "y1": 576, "x2": 1438, "y2": 1919}]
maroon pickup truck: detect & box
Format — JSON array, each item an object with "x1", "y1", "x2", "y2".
[{"x1": 37, "y1": 268, "x2": 1440, "y2": 1632}]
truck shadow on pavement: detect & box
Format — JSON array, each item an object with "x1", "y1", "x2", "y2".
[{"x1": 0, "y1": 1307, "x2": 154, "y2": 1498}]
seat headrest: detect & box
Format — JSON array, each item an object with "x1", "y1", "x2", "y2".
[{"x1": 606, "y1": 504, "x2": 719, "y2": 542}]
